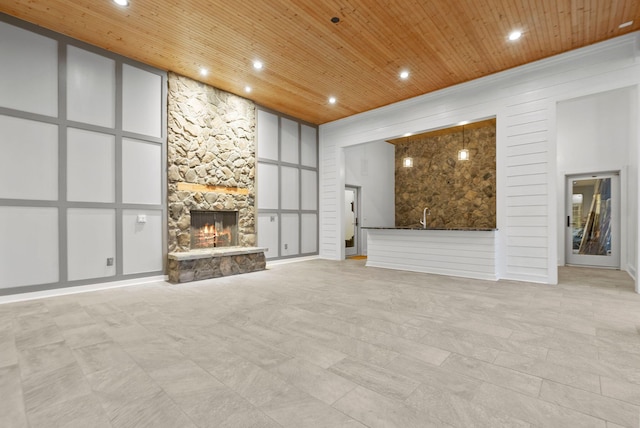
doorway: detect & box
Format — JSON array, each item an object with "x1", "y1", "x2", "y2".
[
  {"x1": 566, "y1": 173, "x2": 620, "y2": 268},
  {"x1": 345, "y1": 186, "x2": 360, "y2": 256}
]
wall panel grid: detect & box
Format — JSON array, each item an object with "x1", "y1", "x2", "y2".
[
  {"x1": 256, "y1": 107, "x2": 319, "y2": 260},
  {"x1": 0, "y1": 15, "x2": 167, "y2": 295}
]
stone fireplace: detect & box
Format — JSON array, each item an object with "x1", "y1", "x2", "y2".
[{"x1": 166, "y1": 73, "x2": 265, "y2": 283}]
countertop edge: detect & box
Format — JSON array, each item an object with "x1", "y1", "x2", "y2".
[{"x1": 362, "y1": 227, "x2": 498, "y2": 231}]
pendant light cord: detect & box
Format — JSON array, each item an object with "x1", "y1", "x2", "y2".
[{"x1": 462, "y1": 125, "x2": 465, "y2": 150}]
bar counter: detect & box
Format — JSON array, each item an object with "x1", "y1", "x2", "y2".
[{"x1": 362, "y1": 227, "x2": 498, "y2": 281}]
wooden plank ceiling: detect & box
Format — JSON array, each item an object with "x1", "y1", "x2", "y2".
[{"x1": 1, "y1": 1, "x2": 638, "y2": 124}]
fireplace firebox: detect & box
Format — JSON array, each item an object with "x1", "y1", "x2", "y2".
[{"x1": 190, "y1": 210, "x2": 238, "y2": 249}]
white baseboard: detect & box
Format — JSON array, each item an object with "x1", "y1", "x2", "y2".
[
  {"x1": 266, "y1": 255, "x2": 320, "y2": 267},
  {"x1": 0, "y1": 275, "x2": 167, "y2": 305}
]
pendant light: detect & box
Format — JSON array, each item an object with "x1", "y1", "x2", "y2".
[
  {"x1": 402, "y1": 135, "x2": 413, "y2": 167},
  {"x1": 458, "y1": 125, "x2": 470, "y2": 161}
]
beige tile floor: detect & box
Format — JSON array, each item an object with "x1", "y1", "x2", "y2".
[{"x1": 1, "y1": 259, "x2": 640, "y2": 427}]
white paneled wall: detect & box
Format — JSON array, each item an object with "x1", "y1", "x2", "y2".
[
  {"x1": 0, "y1": 17, "x2": 166, "y2": 294},
  {"x1": 257, "y1": 110, "x2": 279, "y2": 161},
  {"x1": 281, "y1": 213, "x2": 300, "y2": 256},
  {"x1": 0, "y1": 22, "x2": 58, "y2": 116},
  {"x1": 280, "y1": 166, "x2": 299, "y2": 210},
  {"x1": 0, "y1": 207, "x2": 59, "y2": 288},
  {"x1": 257, "y1": 163, "x2": 279, "y2": 209},
  {"x1": 67, "y1": 46, "x2": 116, "y2": 128},
  {"x1": 257, "y1": 213, "x2": 279, "y2": 259},
  {"x1": 319, "y1": 137, "x2": 340, "y2": 260},
  {"x1": 301, "y1": 124, "x2": 318, "y2": 167},
  {"x1": 122, "y1": 64, "x2": 163, "y2": 138},
  {"x1": 256, "y1": 108, "x2": 319, "y2": 260},
  {"x1": 67, "y1": 208, "x2": 116, "y2": 281},
  {"x1": 502, "y1": 97, "x2": 551, "y2": 282},
  {"x1": 300, "y1": 170, "x2": 318, "y2": 210},
  {"x1": 366, "y1": 229, "x2": 497, "y2": 281},
  {"x1": 320, "y1": 32, "x2": 640, "y2": 285},
  {"x1": 122, "y1": 138, "x2": 162, "y2": 205},
  {"x1": 67, "y1": 128, "x2": 115, "y2": 203},
  {"x1": 280, "y1": 118, "x2": 299, "y2": 164},
  {"x1": 0, "y1": 115, "x2": 58, "y2": 201},
  {"x1": 301, "y1": 214, "x2": 318, "y2": 254},
  {"x1": 122, "y1": 209, "x2": 163, "y2": 275}
]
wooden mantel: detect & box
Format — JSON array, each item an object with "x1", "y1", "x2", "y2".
[{"x1": 177, "y1": 182, "x2": 249, "y2": 195}]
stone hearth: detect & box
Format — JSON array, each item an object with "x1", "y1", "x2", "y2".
[{"x1": 167, "y1": 247, "x2": 266, "y2": 283}]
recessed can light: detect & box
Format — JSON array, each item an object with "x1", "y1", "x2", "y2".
[
  {"x1": 113, "y1": 0, "x2": 129, "y2": 6},
  {"x1": 508, "y1": 30, "x2": 522, "y2": 41},
  {"x1": 199, "y1": 68, "x2": 208, "y2": 76},
  {"x1": 245, "y1": 86, "x2": 252, "y2": 93},
  {"x1": 619, "y1": 21, "x2": 633, "y2": 28},
  {"x1": 331, "y1": 17, "x2": 340, "y2": 24},
  {"x1": 253, "y1": 60, "x2": 263, "y2": 70},
  {"x1": 399, "y1": 70, "x2": 409, "y2": 79},
  {"x1": 328, "y1": 96, "x2": 336, "y2": 104}
]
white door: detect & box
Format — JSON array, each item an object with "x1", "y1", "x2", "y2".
[
  {"x1": 566, "y1": 173, "x2": 620, "y2": 268},
  {"x1": 345, "y1": 187, "x2": 359, "y2": 256}
]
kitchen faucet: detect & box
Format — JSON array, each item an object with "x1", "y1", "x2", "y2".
[{"x1": 420, "y1": 207, "x2": 431, "y2": 229}]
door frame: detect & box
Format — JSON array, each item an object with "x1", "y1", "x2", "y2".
[
  {"x1": 565, "y1": 171, "x2": 621, "y2": 269},
  {"x1": 345, "y1": 185, "x2": 361, "y2": 257}
]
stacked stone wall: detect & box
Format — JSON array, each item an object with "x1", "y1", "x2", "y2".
[
  {"x1": 395, "y1": 122, "x2": 496, "y2": 229},
  {"x1": 167, "y1": 73, "x2": 256, "y2": 252}
]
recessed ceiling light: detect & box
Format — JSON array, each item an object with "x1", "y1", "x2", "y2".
[
  {"x1": 331, "y1": 17, "x2": 340, "y2": 24},
  {"x1": 328, "y1": 96, "x2": 336, "y2": 104},
  {"x1": 113, "y1": 0, "x2": 129, "y2": 6},
  {"x1": 199, "y1": 68, "x2": 208, "y2": 76},
  {"x1": 253, "y1": 60, "x2": 263, "y2": 70},
  {"x1": 508, "y1": 30, "x2": 522, "y2": 41},
  {"x1": 619, "y1": 21, "x2": 633, "y2": 28},
  {"x1": 399, "y1": 70, "x2": 409, "y2": 79},
  {"x1": 245, "y1": 86, "x2": 252, "y2": 93}
]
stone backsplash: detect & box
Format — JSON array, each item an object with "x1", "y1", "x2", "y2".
[
  {"x1": 395, "y1": 121, "x2": 496, "y2": 229},
  {"x1": 167, "y1": 73, "x2": 256, "y2": 252}
]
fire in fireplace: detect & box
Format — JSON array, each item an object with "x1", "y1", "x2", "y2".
[{"x1": 190, "y1": 210, "x2": 238, "y2": 249}]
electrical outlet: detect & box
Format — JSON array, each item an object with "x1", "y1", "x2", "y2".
[
  {"x1": 284, "y1": 243, "x2": 288, "y2": 250},
  {"x1": 270, "y1": 216, "x2": 276, "y2": 222},
  {"x1": 106, "y1": 257, "x2": 114, "y2": 266},
  {"x1": 136, "y1": 214, "x2": 147, "y2": 223}
]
